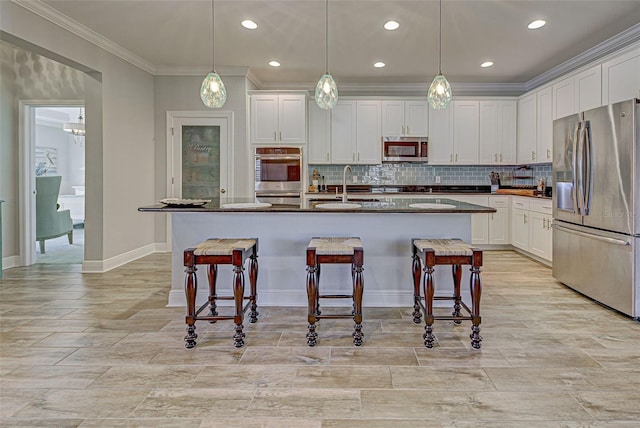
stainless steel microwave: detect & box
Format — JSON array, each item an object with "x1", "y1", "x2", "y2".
[{"x1": 382, "y1": 137, "x2": 428, "y2": 163}]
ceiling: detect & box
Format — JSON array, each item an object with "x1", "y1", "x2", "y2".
[{"x1": 37, "y1": 0, "x2": 640, "y2": 89}]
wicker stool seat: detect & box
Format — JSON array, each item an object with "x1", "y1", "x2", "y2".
[
  {"x1": 411, "y1": 238, "x2": 483, "y2": 349},
  {"x1": 183, "y1": 238, "x2": 259, "y2": 348},
  {"x1": 306, "y1": 237, "x2": 364, "y2": 346}
]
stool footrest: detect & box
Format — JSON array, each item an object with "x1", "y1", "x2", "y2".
[
  {"x1": 417, "y1": 297, "x2": 473, "y2": 319},
  {"x1": 317, "y1": 314, "x2": 357, "y2": 319},
  {"x1": 318, "y1": 294, "x2": 353, "y2": 299}
]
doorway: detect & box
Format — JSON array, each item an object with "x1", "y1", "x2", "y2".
[
  {"x1": 166, "y1": 111, "x2": 233, "y2": 247},
  {"x1": 19, "y1": 102, "x2": 86, "y2": 266}
]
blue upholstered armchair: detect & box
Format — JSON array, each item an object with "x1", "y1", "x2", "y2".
[{"x1": 36, "y1": 176, "x2": 73, "y2": 253}]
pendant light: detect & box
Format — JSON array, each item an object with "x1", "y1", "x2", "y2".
[
  {"x1": 200, "y1": 0, "x2": 227, "y2": 108},
  {"x1": 63, "y1": 108, "x2": 85, "y2": 136},
  {"x1": 427, "y1": 0, "x2": 452, "y2": 110},
  {"x1": 314, "y1": 0, "x2": 338, "y2": 109}
]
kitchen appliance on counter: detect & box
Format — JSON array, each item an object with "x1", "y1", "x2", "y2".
[
  {"x1": 382, "y1": 137, "x2": 428, "y2": 163},
  {"x1": 552, "y1": 98, "x2": 639, "y2": 319},
  {"x1": 255, "y1": 147, "x2": 302, "y2": 207}
]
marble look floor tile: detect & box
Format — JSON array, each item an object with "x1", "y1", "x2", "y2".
[
  {"x1": 149, "y1": 346, "x2": 245, "y2": 365},
  {"x1": 483, "y1": 367, "x2": 594, "y2": 391},
  {"x1": 576, "y1": 368, "x2": 640, "y2": 390},
  {"x1": 198, "y1": 331, "x2": 284, "y2": 347},
  {"x1": 360, "y1": 389, "x2": 475, "y2": 420},
  {"x1": 499, "y1": 348, "x2": 601, "y2": 368},
  {"x1": 34, "y1": 332, "x2": 128, "y2": 348},
  {"x1": 89, "y1": 365, "x2": 203, "y2": 388},
  {"x1": 293, "y1": 366, "x2": 392, "y2": 389},
  {"x1": 248, "y1": 388, "x2": 361, "y2": 418},
  {"x1": 56, "y1": 344, "x2": 162, "y2": 366},
  {"x1": 415, "y1": 348, "x2": 511, "y2": 368},
  {"x1": 468, "y1": 391, "x2": 593, "y2": 421},
  {"x1": 323, "y1": 420, "x2": 442, "y2": 428},
  {"x1": 194, "y1": 365, "x2": 296, "y2": 389},
  {"x1": 0, "y1": 347, "x2": 76, "y2": 366},
  {"x1": 0, "y1": 418, "x2": 83, "y2": 427},
  {"x1": 583, "y1": 348, "x2": 640, "y2": 369},
  {"x1": 330, "y1": 347, "x2": 419, "y2": 366},
  {"x1": 0, "y1": 388, "x2": 46, "y2": 417},
  {"x1": 240, "y1": 346, "x2": 330, "y2": 365},
  {"x1": 8, "y1": 319, "x2": 92, "y2": 333},
  {"x1": 84, "y1": 319, "x2": 171, "y2": 333},
  {"x1": 14, "y1": 388, "x2": 150, "y2": 419},
  {"x1": 130, "y1": 388, "x2": 254, "y2": 418},
  {"x1": 1, "y1": 365, "x2": 109, "y2": 389},
  {"x1": 199, "y1": 418, "x2": 322, "y2": 428},
  {"x1": 79, "y1": 419, "x2": 201, "y2": 427},
  {"x1": 0, "y1": 332, "x2": 51, "y2": 347},
  {"x1": 573, "y1": 391, "x2": 640, "y2": 420},
  {"x1": 390, "y1": 366, "x2": 495, "y2": 390}
]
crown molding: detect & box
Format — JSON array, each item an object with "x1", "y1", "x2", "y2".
[
  {"x1": 12, "y1": 0, "x2": 156, "y2": 74},
  {"x1": 154, "y1": 65, "x2": 252, "y2": 77},
  {"x1": 526, "y1": 22, "x2": 640, "y2": 91}
]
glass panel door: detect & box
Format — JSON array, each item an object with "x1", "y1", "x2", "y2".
[{"x1": 181, "y1": 125, "x2": 220, "y2": 199}]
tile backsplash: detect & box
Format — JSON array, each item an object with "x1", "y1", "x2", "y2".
[{"x1": 309, "y1": 163, "x2": 552, "y2": 188}]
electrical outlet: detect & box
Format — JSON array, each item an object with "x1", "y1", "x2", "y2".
[
  {"x1": 435, "y1": 176, "x2": 441, "y2": 183},
  {"x1": 352, "y1": 176, "x2": 358, "y2": 183}
]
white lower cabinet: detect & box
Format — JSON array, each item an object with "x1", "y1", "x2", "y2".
[
  {"x1": 448, "y1": 195, "x2": 488, "y2": 245},
  {"x1": 510, "y1": 196, "x2": 552, "y2": 262},
  {"x1": 488, "y1": 196, "x2": 509, "y2": 244}
]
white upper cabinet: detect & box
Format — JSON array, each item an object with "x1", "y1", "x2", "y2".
[
  {"x1": 453, "y1": 101, "x2": 480, "y2": 164},
  {"x1": 428, "y1": 105, "x2": 454, "y2": 164},
  {"x1": 553, "y1": 64, "x2": 602, "y2": 119},
  {"x1": 307, "y1": 100, "x2": 331, "y2": 164},
  {"x1": 536, "y1": 86, "x2": 553, "y2": 163},
  {"x1": 355, "y1": 100, "x2": 382, "y2": 164},
  {"x1": 517, "y1": 93, "x2": 537, "y2": 163},
  {"x1": 575, "y1": 65, "x2": 602, "y2": 112},
  {"x1": 602, "y1": 47, "x2": 640, "y2": 105},
  {"x1": 553, "y1": 76, "x2": 576, "y2": 119},
  {"x1": 479, "y1": 100, "x2": 516, "y2": 164},
  {"x1": 330, "y1": 100, "x2": 357, "y2": 164},
  {"x1": 250, "y1": 93, "x2": 306, "y2": 144},
  {"x1": 382, "y1": 100, "x2": 428, "y2": 136}
]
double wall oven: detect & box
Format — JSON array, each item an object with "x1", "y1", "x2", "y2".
[{"x1": 254, "y1": 147, "x2": 303, "y2": 207}]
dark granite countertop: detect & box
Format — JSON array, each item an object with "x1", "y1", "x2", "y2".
[{"x1": 139, "y1": 197, "x2": 495, "y2": 214}]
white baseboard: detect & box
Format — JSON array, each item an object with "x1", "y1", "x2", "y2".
[
  {"x1": 1, "y1": 255, "x2": 20, "y2": 271},
  {"x1": 82, "y1": 242, "x2": 161, "y2": 273}
]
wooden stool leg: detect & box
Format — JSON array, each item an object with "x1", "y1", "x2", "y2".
[
  {"x1": 306, "y1": 249, "x2": 318, "y2": 346},
  {"x1": 315, "y1": 264, "x2": 322, "y2": 316},
  {"x1": 352, "y1": 248, "x2": 364, "y2": 346},
  {"x1": 232, "y1": 250, "x2": 245, "y2": 348},
  {"x1": 249, "y1": 252, "x2": 259, "y2": 323},
  {"x1": 452, "y1": 264, "x2": 462, "y2": 323},
  {"x1": 423, "y1": 251, "x2": 436, "y2": 348},
  {"x1": 184, "y1": 260, "x2": 198, "y2": 349},
  {"x1": 412, "y1": 244, "x2": 422, "y2": 323},
  {"x1": 207, "y1": 264, "x2": 218, "y2": 322},
  {"x1": 469, "y1": 250, "x2": 483, "y2": 349}
]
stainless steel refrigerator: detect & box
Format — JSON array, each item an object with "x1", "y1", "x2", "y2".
[{"x1": 552, "y1": 98, "x2": 640, "y2": 319}]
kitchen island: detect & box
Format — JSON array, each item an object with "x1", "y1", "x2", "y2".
[{"x1": 139, "y1": 198, "x2": 495, "y2": 307}]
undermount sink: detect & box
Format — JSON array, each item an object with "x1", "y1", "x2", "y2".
[
  {"x1": 221, "y1": 202, "x2": 272, "y2": 209},
  {"x1": 315, "y1": 202, "x2": 362, "y2": 210},
  {"x1": 409, "y1": 202, "x2": 456, "y2": 209}
]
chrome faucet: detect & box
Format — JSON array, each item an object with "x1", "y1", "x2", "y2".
[{"x1": 342, "y1": 165, "x2": 353, "y2": 203}]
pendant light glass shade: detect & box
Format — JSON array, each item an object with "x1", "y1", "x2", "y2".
[
  {"x1": 427, "y1": 0, "x2": 452, "y2": 110},
  {"x1": 315, "y1": 0, "x2": 338, "y2": 109},
  {"x1": 63, "y1": 109, "x2": 86, "y2": 136},
  {"x1": 200, "y1": 71, "x2": 227, "y2": 108},
  {"x1": 201, "y1": 0, "x2": 226, "y2": 108},
  {"x1": 315, "y1": 73, "x2": 338, "y2": 109},
  {"x1": 427, "y1": 73, "x2": 452, "y2": 110}
]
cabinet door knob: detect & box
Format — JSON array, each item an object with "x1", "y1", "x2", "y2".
[
  {"x1": 532, "y1": 151, "x2": 535, "y2": 160},
  {"x1": 500, "y1": 153, "x2": 503, "y2": 162},
  {"x1": 406, "y1": 125, "x2": 410, "y2": 134},
  {"x1": 220, "y1": 189, "x2": 226, "y2": 194},
  {"x1": 547, "y1": 148, "x2": 551, "y2": 159},
  {"x1": 274, "y1": 131, "x2": 277, "y2": 141},
  {"x1": 494, "y1": 153, "x2": 498, "y2": 162},
  {"x1": 279, "y1": 131, "x2": 282, "y2": 141},
  {"x1": 524, "y1": 213, "x2": 527, "y2": 224}
]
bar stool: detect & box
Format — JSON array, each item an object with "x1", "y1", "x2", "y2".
[
  {"x1": 183, "y1": 238, "x2": 258, "y2": 348},
  {"x1": 411, "y1": 238, "x2": 483, "y2": 349},
  {"x1": 306, "y1": 237, "x2": 364, "y2": 347}
]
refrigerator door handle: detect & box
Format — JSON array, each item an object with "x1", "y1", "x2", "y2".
[
  {"x1": 572, "y1": 122, "x2": 582, "y2": 214},
  {"x1": 553, "y1": 223, "x2": 631, "y2": 246},
  {"x1": 582, "y1": 121, "x2": 592, "y2": 215}
]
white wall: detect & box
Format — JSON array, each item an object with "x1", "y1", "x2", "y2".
[{"x1": 1, "y1": 1, "x2": 156, "y2": 264}]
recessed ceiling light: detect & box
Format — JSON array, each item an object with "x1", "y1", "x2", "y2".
[
  {"x1": 268, "y1": 60, "x2": 281, "y2": 67},
  {"x1": 528, "y1": 19, "x2": 546, "y2": 30},
  {"x1": 374, "y1": 62, "x2": 386, "y2": 68},
  {"x1": 384, "y1": 20, "x2": 400, "y2": 31},
  {"x1": 241, "y1": 19, "x2": 258, "y2": 30},
  {"x1": 481, "y1": 61, "x2": 494, "y2": 68}
]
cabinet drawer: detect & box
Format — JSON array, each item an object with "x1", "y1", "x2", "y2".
[
  {"x1": 511, "y1": 197, "x2": 530, "y2": 210},
  {"x1": 488, "y1": 196, "x2": 509, "y2": 207},
  {"x1": 530, "y1": 199, "x2": 552, "y2": 214}
]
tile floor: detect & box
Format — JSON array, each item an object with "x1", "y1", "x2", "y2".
[{"x1": 1, "y1": 251, "x2": 639, "y2": 426}]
